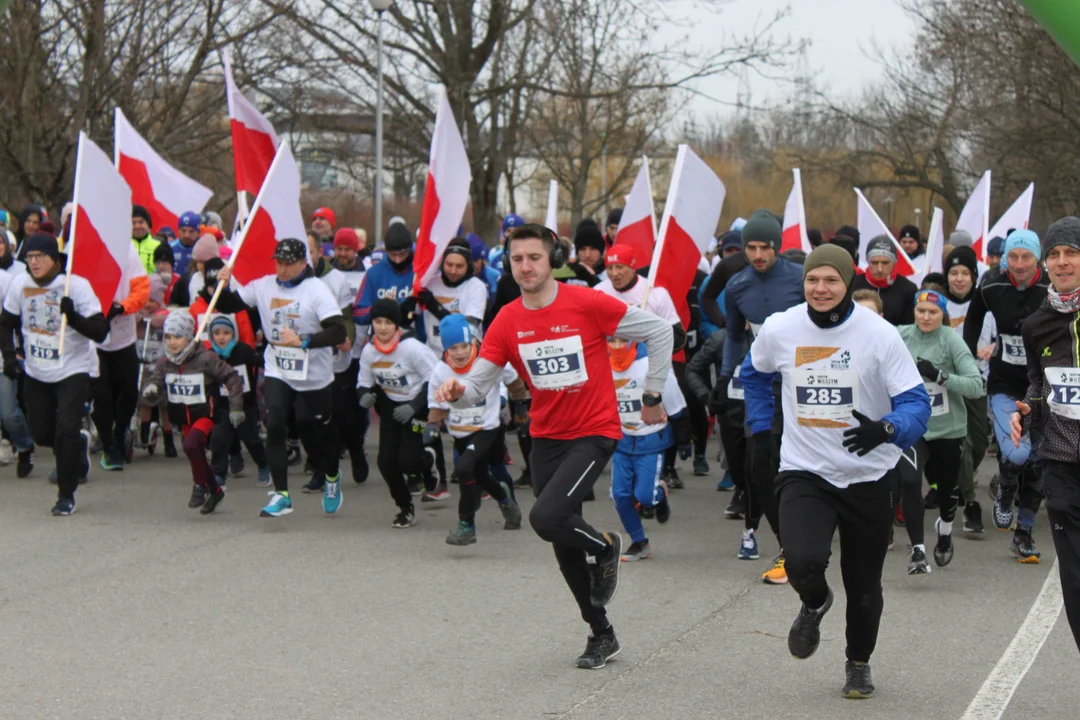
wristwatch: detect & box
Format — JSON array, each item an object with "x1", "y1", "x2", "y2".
[
  {"x1": 938, "y1": 370, "x2": 949, "y2": 384},
  {"x1": 882, "y1": 421, "x2": 896, "y2": 440},
  {"x1": 642, "y1": 392, "x2": 662, "y2": 407}
]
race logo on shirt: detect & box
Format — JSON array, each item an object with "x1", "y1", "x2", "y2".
[
  {"x1": 435, "y1": 295, "x2": 459, "y2": 312},
  {"x1": 795, "y1": 346, "x2": 841, "y2": 367},
  {"x1": 831, "y1": 350, "x2": 851, "y2": 370}
]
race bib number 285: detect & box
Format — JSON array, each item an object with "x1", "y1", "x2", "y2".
[{"x1": 519, "y1": 336, "x2": 588, "y2": 390}]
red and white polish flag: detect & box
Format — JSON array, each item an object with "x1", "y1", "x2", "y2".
[
  {"x1": 855, "y1": 188, "x2": 916, "y2": 276},
  {"x1": 68, "y1": 132, "x2": 133, "y2": 312},
  {"x1": 413, "y1": 88, "x2": 472, "y2": 293},
  {"x1": 228, "y1": 143, "x2": 308, "y2": 286},
  {"x1": 647, "y1": 145, "x2": 725, "y2": 327},
  {"x1": 615, "y1": 157, "x2": 658, "y2": 270},
  {"x1": 114, "y1": 108, "x2": 213, "y2": 232},
  {"x1": 988, "y1": 182, "x2": 1034, "y2": 241},
  {"x1": 223, "y1": 50, "x2": 279, "y2": 198},
  {"x1": 781, "y1": 168, "x2": 812, "y2": 254},
  {"x1": 545, "y1": 180, "x2": 559, "y2": 232},
  {"x1": 921, "y1": 206, "x2": 946, "y2": 283},
  {"x1": 955, "y1": 170, "x2": 991, "y2": 261}
]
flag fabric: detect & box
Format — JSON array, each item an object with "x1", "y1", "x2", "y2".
[
  {"x1": 780, "y1": 168, "x2": 811, "y2": 254},
  {"x1": 920, "y1": 207, "x2": 946, "y2": 283},
  {"x1": 955, "y1": 170, "x2": 992, "y2": 261},
  {"x1": 228, "y1": 144, "x2": 307, "y2": 286},
  {"x1": 988, "y1": 182, "x2": 1034, "y2": 241},
  {"x1": 114, "y1": 108, "x2": 213, "y2": 232},
  {"x1": 413, "y1": 88, "x2": 472, "y2": 292},
  {"x1": 855, "y1": 188, "x2": 917, "y2": 276},
  {"x1": 647, "y1": 145, "x2": 725, "y2": 327},
  {"x1": 68, "y1": 132, "x2": 133, "y2": 312},
  {"x1": 615, "y1": 157, "x2": 658, "y2": 270},
  {"x1": 545, "y1": 180, "x2": 558, "y2": 231},
  {"x1": 223, "y1": 50, "x2": 279, "y2": 197}
]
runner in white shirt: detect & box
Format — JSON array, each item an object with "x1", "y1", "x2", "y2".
[
  {"x1": 93, "y1": 246, "x2": 148, "y2": 471},
  {"x1": 427, "y1": 314, "x2": 525, "y2": 545},
  {"x1": 414, "y1": 240, "x2": 487, "y2": 355},
  {"x1": 357, "y1": 298, "x2": 439, "y2": 528},
  {"x1": 0, "y1": 265, "x2": 36, "y2": 477},
  {"x1": 216, "y1": 238, "x2": 348, "y2": 518},
  {"x1": 0, "y1": 234, "x2": 101, "y2": 515},
  {"x1": 740, "y1": 244, "x2": 931, "y2": 699},
  {"x1": 594, "y1": 244, "x2": 685, "y2": 348}
]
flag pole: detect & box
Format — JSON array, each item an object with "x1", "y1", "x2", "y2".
[
  {"x1": 642, "y1": 146, "x2": 686, "y2": 309},
  {"x1": 854, "y1": 187, "x2": 917, "y2": 269},
  {"x1": 794, "y1": 168, "x2": 810, "y2": 251},
  {"x1": 58, "y1": 133, "x2": 88, "y2": 358}
]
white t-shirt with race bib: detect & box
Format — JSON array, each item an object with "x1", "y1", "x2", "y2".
[
  {"x1": 237, "y1": 275, "x2": 342, "y2": 392},
  {"x1": 315, "y1": 266, "x2": 356, "y2": 374},
  {"x1": 98, "y1": 248, "x2": 147, "y2": 352},
  {"x1": 428, "y1": 361, "x2": 518, "y2": 437},
  {"x1": 4, "y1": 272, "x2": 100, "y2": 383},
  {"x1": 611, "y1": 357, "x2": 686, "y2": 436},
  {"x1": 422, "y1": 275, "x2": 488, "y2": 354},
  {"x1": 593, "y1": 279, "x2": 681, "y2": 325},
  {"x1": 358, "y1": 336, "x2": 438, "y2": 403},
  {"x1": 749, "y1": 303, "x2": 925, "y2": 488}
]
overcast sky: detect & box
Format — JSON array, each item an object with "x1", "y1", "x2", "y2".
[{"x1": 665, "y1": 0, "x2": 916, "y2": 118}]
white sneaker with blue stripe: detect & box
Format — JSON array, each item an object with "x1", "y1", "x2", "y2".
[{"x1": 260, "y1": 492, "x2": 293, "y2": 517}]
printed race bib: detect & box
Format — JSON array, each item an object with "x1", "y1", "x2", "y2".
[
  {"x1": 372, "y1": 360, "x2": 409, "y2": 394},
  {"x1": 1000, "y1": 334, "x2": 1027, "y2": 366},
  {"x1": 25, "y1": 331, "x2": 60, "y2": 369},
  {"x1": 616, "y1": 385, "x2": 644, "y2": 430},
  {"x1": 166, "y1": 373, "x2": 206, "y2": 405},
  {"x1": 449, "y1": 406, "x2": 486, "y2": 433},
  {"x1": 791, "y1": 369, "x2": 858, "y2": 428},
  {"x1": 1045, "y1": 367, "x2": 1080, "y2": 420},
  {"x1": 727, "y1": 366, "x2": 745, "y2": 401},
  {"x1": 519, "y1": 336, "x2": 588, "y2": 390},
  {"x1": 269, "y1": 345, "x2": 309, "y2": 381},
  {"x1": 220, "y1": 370, "x2": 252, "y2": 396},
  {"x1": 925, "y1": 381, "x2": 950, "y2": 417}
]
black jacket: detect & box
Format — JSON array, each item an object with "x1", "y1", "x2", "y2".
[
  {"x1": 1021, "y1": 299, "x2": 1080, "y2": 465},
  {"x1": 851, "y1": 273, "x2": 918, "y2": 327}
]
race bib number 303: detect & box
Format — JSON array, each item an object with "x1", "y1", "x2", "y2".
[
  {"x1": 791, "y1": 369, "x2": 858, "y2": 428},
  {"x1": 519, "y1": 336, "x2": 588, "y2": 390}
]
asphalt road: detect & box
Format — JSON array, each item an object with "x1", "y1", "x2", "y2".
[{"x1": 1, "y1": 433, "x2": 1076, "y2": 720}]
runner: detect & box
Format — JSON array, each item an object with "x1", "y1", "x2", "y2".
[
  {"x1": 357, "y1": 299, "x2": 438, "y2": 526},
  {"x1": 963, "y1": 230, "x2": 1049, "y2": 561},
  {"x1": 741, "y1": 244, "x2": 930, "y2": 698},
  {"x1": 427, "y1": 314, "x2": 524, "y2": 545},
  {"x1": 310, "y1": 207, "x2": 336, "y2": 257},
  {"x1": 0, "y1": 259, "x2": 35, "y2": 477},
  {"x1": 130, "y1": 205, "x2": 160, "y2": 275},
  {"x1": 0, "y1": 233, "x2": 100, "y2": 515},
  {"x1": 720, "y1": 210, "x2": 804, "y2": 582},
  {"x1": 416, "y1": 239, "x2": 487, "y2": 355},
  {"x1": 216, "y1": 238, "x2": 347, "y2": 518},
  {"x1": 169, "y1": 211, "x2": 202, "y2": 276},
  {"x1": 435, "y1": 224, "x2": 674, "y2": 670},
  {"x1": 1012, "y1": 216, "x2": 1080, "y2": 651},
  {"x1": 850, "y1": 236, "x2": 917, "y2": 326},
  {"x1": 896, "y1": 287, "x2": 985, "y2": 573}
]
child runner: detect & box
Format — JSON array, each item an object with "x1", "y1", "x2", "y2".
[
  {"x1": 141, "y1": 311, "x2": 246, "y2": 514},
  {"x1": 206, "y1": 315, "x2": 271, "y2": 489},
  {"x1": 357, "y1": 298, "x2": 439, "y2": 527},
  {"x1": 427, "y1": 314, "x2": 526, "y2": 545},
  {"x1": 607, "y1": 336, "x2": 691, "y2": 561}
]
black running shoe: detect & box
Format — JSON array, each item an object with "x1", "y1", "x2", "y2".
[
  {"x1": 576, "y1": 632, "x2": 621, "y2": 669},
  {"x1": 302, "y1": 474, "x2": 326, "y2": 493},
  {"x1": 188, "y1": 485, "x2": 207, "y2": 509},
  {"x1": 666, "y1": 467, "x2": 684, "y2": 489},
  {"x1": 725, "y1": 488, "x2": 746, "y2": 520},
  {"x1": 842, "y1": 660, "x2": 874, "y2": 699},
  {"x1": 963, "y1": 501, "x2": 985, "y2": 533},
  {"x1": 934, "y1": 519, "x2": 954, "y2": 567},
  {"x1": 200, "y1": 490, "x2": 225, "y2": 515},
  {"x1": 513, "y1": 470, "x2": 532, "y2": 489},
  {"x1": 656, "y1": 482, "x2": 671, "y2": 524},
  {"x1": 924, "y1": 487, "x2": 939, "y2": 509},
  {"x1": 163, "y1": 433, "x2": 177, "y2": 458},
  {"x1": 788, "y1": 587, "x2": 833, "y2": 659},
  {"x1": 286, "y1": 444, "x2": 302, "y2": 466},
  {"x1": 230, "y1": 453, "x2": 245, "y2": 477},
  {"x1": 907, "y1": 546, "x2": 930, "y2": 575},
  {"x1": 588, "y1": 532, "x2": 623, "y2": 608},
  {"x1": 16, "y1": 449, "x2": 33, "y2": 478}
]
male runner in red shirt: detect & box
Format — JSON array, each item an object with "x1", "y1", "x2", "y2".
[{"x1": 436, "y1": 224, "x2": 674, "y2": 669}]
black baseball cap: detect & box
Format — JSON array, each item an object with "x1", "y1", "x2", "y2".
[{"x1": 272, "y1": 238, "x2": 307, "y2": 263}]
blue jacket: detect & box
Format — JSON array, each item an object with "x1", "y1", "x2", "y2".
[
  {"x1": 354, "y1": 257, "x2": 426, "y2": 341},
  {"x1": 170, "y1": 239, "x2": 196, "y2": 276},
  {"x1": 479, "y1": 265, "x2": 501, "y2": 305},
  {"x1": 720, "y1": 258, "x2": 805, "y2": 376}
]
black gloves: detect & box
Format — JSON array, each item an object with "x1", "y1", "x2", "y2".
[
  {"x1": 417, "y1": 289, "x2": 448, "y2": 320},
  {"x1": 510, "y1": 399, "x2": 530, "y2": 433},
  {"x1": 916, "y1": 358, "x2": 941, "y2": 383},
  {"x1": 748, "y1": 431, "x2": 776, "y2": 487},
  {"x1": 842, "y1": 410, "x2": 892, "y2": 456},
  {"x1": 59, "y1": 296, "x2": 78, "y2": 319},
  {"x1": 106, "y1": 303, "x2": 124, "y2": 321},
  {"x1": 709, "y1": 379, "x2": 729, "y2": 417},
  {"x1": 400, "y1": 296, "x2": 418, "y2": 323}
]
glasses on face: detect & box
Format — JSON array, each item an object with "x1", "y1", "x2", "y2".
[{"x1": 25, "y1": 253, "x2": 48, "y2": 262}]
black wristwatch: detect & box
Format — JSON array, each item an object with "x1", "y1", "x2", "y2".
[
  {"x1": 642, "y1": 392, "x2": 662, "y2": 407},
  {"x1": 882, "y1": 421, "x2": 896, "y2": 439}
]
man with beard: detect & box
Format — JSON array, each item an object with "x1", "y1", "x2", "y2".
[
  {"x1": 566, "y1": 220, "x2": 606, "y2": 287},
  {"x1": 311, "y1": 207, "x2": 336, "y2": 258}
]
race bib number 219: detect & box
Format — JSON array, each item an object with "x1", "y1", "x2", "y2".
[{"x1": 519, "y1": 336, "x2": 588, "y2": 390}]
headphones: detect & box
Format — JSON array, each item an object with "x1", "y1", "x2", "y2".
[{"x1": 505, "y1": 224, "x2": 565, "y2": 269}]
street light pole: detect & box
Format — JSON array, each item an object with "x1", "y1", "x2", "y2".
[{"x1": 371, "y1": 0, "x2": 393, "y2": 248}]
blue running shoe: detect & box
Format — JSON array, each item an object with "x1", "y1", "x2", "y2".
[
  {"x1": 51, "y1": 497, "x2": 76, "y2": 516},
  {"x1": 260, "y1": 492, "x2": 293, "y2": 517},
  {"x1": 256, "y1": 466, "x2": 272, "y2": 488},
  {"x1": 323, "y1": 474, "x2": 342, "y2": 514},
  {"x1": 717, "y1": 471, "x2": 734, "y2": 491},
  {"x1": 737, "y1": 531, "x2": 760, "y2": 560}
]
